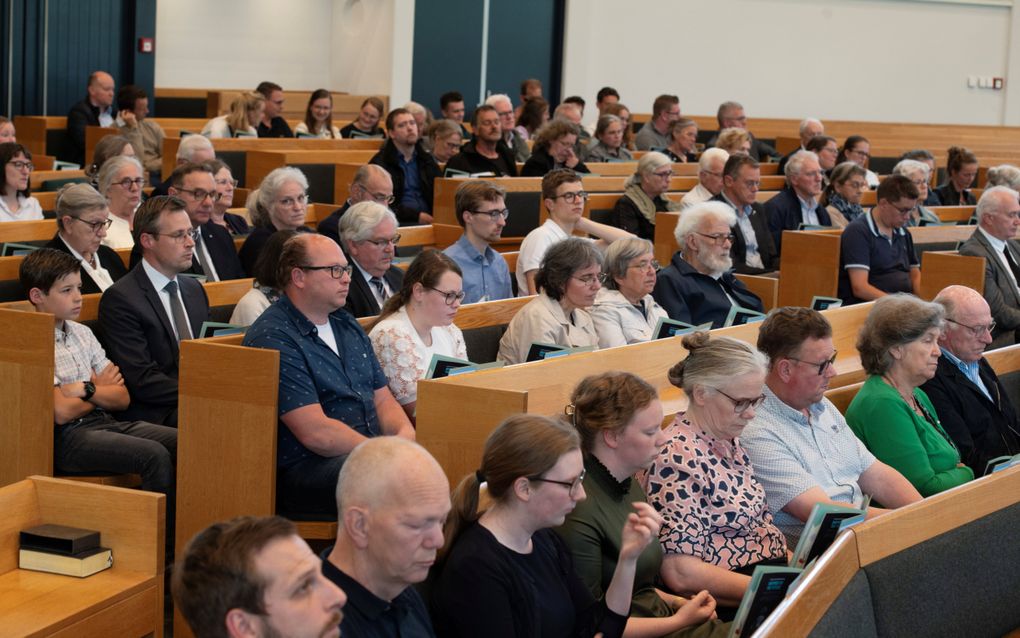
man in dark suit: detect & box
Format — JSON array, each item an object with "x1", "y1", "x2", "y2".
[
  {"x1": 705, "y1": 101, "x2": 781, "y2": 162},
  {"x1": 150, "y1": 135, "x2": 215, "y2": 198},
  {"x1": 99, "y1": 196, "x2": 210, "y2": 426},
  {"x1": 765, "y1": 150, "x2": 831, "y2": 254},
  {"x1": 712, "y1": 154, "x2": 778, "y2": 275},
  {"x1": 777, "y1": 118, "x2": 825, "y2": 174},
  {"x1": 959, "y1": 186, "x2": 1020, "y2": 348},
  {"x1": 318, "y1": 165, "x2": 393, "y2": 246},
  {"x1": 923, "y1": 285, "x2": 1020, "y2": 476},
  {"x1": 45, "y1": 183, "x2": 127, "y2": 294},
  {"x1": 370, "y1": 108, "x2": 440, "y2": 226},
  {"x1": 168, "y1": 163, "x2": 245, "y2": 281},
  {"x1": 337, "y1": 201, "x2": 404, "y2": 318},
  {"x1": 65, "y1": 71, "x2": 116, "y2": 166}
]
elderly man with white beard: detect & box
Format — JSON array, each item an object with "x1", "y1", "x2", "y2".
[{"x1": 652, "y1": 201, "x2": 765, "y2": 328}]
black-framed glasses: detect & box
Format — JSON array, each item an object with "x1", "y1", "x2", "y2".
[
  {"x1": 177, "y1": 188, "x2": 223, "y2": 203},
  {"x1": 113, "y1": 177, "x2": 146, "y2": 189},
  {"x1": 150, "y1": 228, "x2": 201, "y2": 244},
  {"x1": 788, "y1": 351, "x2": 838, "y2": 376},
  {"x1": 300, "y1": 264, "x2": 353, "y2": 279},
  {"x1": 572, "y1": 272, "x2": 608, "y2": 286},
  {"x1": 946, "y1": 317, "x2": 995, "y2": 337},
  {"x1": 695, "y1": 232, "x2": 735, "y2": 245},
  {"x1": 427, "y1": 287, "x2": 466, "y2": 305},
  {"x1": 361, "y1": 234, "x2": 401, "y2": 248},
  {"x1": 550, "y1": 190, "x2": 589, "y2": 203},
  {"x1": 70, "y1": 216, "x2": 113, "y2": 233},
  {"x1": 714, "y1": 388, "x2": 767, "y2": 413},
  {"x1": 8, "y1": 160, "x2": 33, "y2": 171},
  {"x1": 529, "y1": 469, "x2": 586, "y2": 497},
  {"x1": 470, "y1": 208, "x2": 510, "y2": 221}
]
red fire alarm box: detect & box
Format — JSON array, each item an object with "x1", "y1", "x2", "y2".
[{"x1": 138, "y1": 38, "x2": 154, "y2": 54}]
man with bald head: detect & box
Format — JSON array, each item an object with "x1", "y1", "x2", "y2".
[
  {"x1": 778, "y1": 118, "x2": 824, "y2": 173},
  {"x1": 322, "y1": 437, "x2": 449, "y2": 637},
  {"x1": 922, "y1": 285, "x2": 1020, "y2": 475},
  {"x1": 959, "y1": 186, "x2": 1020, "y2": 346},
  {"x1": 243, "y1": 233, "x2": 414, "y2": 515},
  {"x1": 66, "y1": 70, "x2": 117, "y2": 165},
  {"x1": 317, "y1": 164, "x2": 395, "y2": 246}
]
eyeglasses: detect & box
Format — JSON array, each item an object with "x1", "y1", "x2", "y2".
[
  {"x1": 946, "y1": 317, "x2": 996, "y2": 337},
  {"x1": 695, "y1": 232, "x2": 735, "y2": 245},
  {"x1": 846, "y1": 181, "x2": 868, "y2": 191},
  {"x1": 470, "y1": 208, "x2": 510, "y2": 221},
  {"x1": 653, "y1": 170, "x2": 675, "y2": 179},
  {"x1": 890, "y1": 203, "x2": 916, "y2": 215},
  {"x1": 788, "y1": 351, "x2": 838, "y2": 376},
  {"x1": 427, "y1": 287, "x2": 466, "y2": 305},
  {"x1": 355, "y1": 184, "x2": 395, "y2": 205},
  {"x1": 8, "y1": 160, "x2": 33, "y2": 171},
  {"x1": 714, "y1": 388, "x2": 767, "y2": 413},
  {"x1": 572, "y1": 272, "x2": 608, "y2": 286},
  {"x1": 628, "y1": 259, "x2": 660, "y2": 272},
  {"x1": 278, "y1": 194, "x2": 308, "y2": 207},
  {"x1": 361, "y1": 234, "x2": 401, "y2": 248},
  {"x1": 70, "y1": 216, "x2": 113, "y2": 233},
  {"x1": 150, "y1": 228, "x2": 201, "y2": 244},
  {"x1": 848, "y1": 149, "x2": 871, "y2": 159},
  {"x1": 215, "y1": 178, "x2": 239, "y2": 188},
  {"x1": 740, "y1": 179, "x2": 761, "y2": 189},
  {"x1": 529, "y1": 469, "x2": 586, "y2": 497},
  {"x1": 300, "y1": 264, "x2": 353, "y2": 279},
  {"x1": 113, "y1": 177, "x2": 146, "y2": 190},
  {"x1": 177, "y1": 188, "x2": 223, "y2": 203},
  {"x1": 550, "y1": 190, "x2": 589, "y2": 203}
]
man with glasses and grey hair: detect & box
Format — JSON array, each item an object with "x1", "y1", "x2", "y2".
[
  {"x1": 444, "y1": 180, "x2": 513, "y2": 303},
  {"x1": 166, "y1": 162, "x2": 244, "y2": 281},
  {"x1": 652, "y1": 201, "x2": 763, "y2": 328},
  {"x1": 317, "y1": 164, "x2": 394, "y2": 246},
  {"x1": 485, "y1": 93, "x2": 530, "y2": 162},
  {"x1": 243, "y1": 233, "x2": 414, "y2": 515},
  {"x1": 151, "y1": 133, "x2": 216, "y2": 197},
  {"x1": 742, "y1": 307, "x2": 922, "y2": 544},
  {"x1": 338, "y1": 201, "x2": 405, "y2": 317},
  {"x1": 959, "y1": 185, "x2": 1020, "y2": 347}
]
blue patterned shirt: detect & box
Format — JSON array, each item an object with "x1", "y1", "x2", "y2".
[{"x1": 243, "y1": 294, "x2": 387, "y2": 469}]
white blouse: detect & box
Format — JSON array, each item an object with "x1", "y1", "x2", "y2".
[
  {"x1": 101, "y1": 214, "x2": 134, "y2": 249},
  {"x1": 0, "y1": 195, "x2": 43, "y2": 222}
]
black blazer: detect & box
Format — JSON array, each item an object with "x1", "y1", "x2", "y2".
[
  {"x1": 342, "y1": 264, "x2": 404, "y2": 318},
  {"x1": 764, "y1": 186, "x2": 832, "y2": 254},
  {"x1": 710, "y1": 194, "x2": 779, "y2": 274},
  {"x1": 370, "y1": 140, "x2": 441, "y2": 225},
  {"x1": 44, "y1": 234, "x2": 128, "y2": 295},
  {"x1": 317, "y1": 201, "x2": 353, "y2": 246},
  {"x1": 97, "y1": 264, "x2": 209, "y2": 426},
  {"x1": 921, "y1": 355, "x2": 1020, "y2": 476},
  {"x1": 66, "y1": 98, "x2": 115, "y2": 165},
  {"x1": 520, "y1": 147, "x2": 590, "y2": 177},
  {"x1": 445, "y1": 140, "x2": 519, "y2": 177},
  {"x1": 195, "y1": 221, "x2": 245, "y2": 280},
  {"x1": 934, "y1": 183, "x2": 976, "y2": 206}
]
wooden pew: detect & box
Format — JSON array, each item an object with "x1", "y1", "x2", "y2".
[
  {"x1": 931, "y1": 205, "x2": 976, "y2": 224},
  {"x1": 416, "y1": 301, "x2": 873, "y2": 484},
  {"x1": 243, "y1": 150, "x2": 380, "y2": 197},
  {"x1": 0, "y1": 476, "x2": 165, "y2": 638},
  {"x1": 918, "y1": 251, "x2": 985, "y2": 300},
  {"x1": 30, "y1": 169, "x2": 87, "y2": 191},
  {"x1": 205, "y1": 91, "x2": 388, "y2": 123}
]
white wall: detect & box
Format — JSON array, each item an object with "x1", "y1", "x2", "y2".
[
  {"x1": 564, "y1": 0, "x2": 1013, "y2": 126},
  {"x1": 154, "y1": 0, "x2": 414, "y2": 102}
]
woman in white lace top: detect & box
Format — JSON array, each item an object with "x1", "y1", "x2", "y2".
[{"x1": 368, "y1": 249, "x2": 467, "y2": 420}]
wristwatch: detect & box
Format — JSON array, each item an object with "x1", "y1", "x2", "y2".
[{"x1": 82, "y1": 381, "x2": 96, "y2": 402}]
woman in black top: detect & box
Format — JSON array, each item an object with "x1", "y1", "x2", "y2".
[
  {"x1": 521, "y1": 120, "x2": 591, "y2": 177},
  {"x1": 935, "y1": 146, "x2": 978, "y2": 206},
  {"x1": 432, "y1": 413, "x2": 661, "y2": 638},
  {"x1": 662, "y1": 119, "x2": 698, "y2": 163},
  {"x1": 339, "y1": 96, "x2": 386, "y2": 139}
]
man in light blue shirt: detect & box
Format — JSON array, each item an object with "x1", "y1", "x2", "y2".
[
  {"x1": 742, "y1": 307, "x2": 922, "y2": 543},
  {"x1": 443, "y1": 180, "x2": 513, "y2": 303}
]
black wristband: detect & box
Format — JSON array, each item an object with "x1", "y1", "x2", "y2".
[{"x1": 82, "y1": 381, "x2": 96, "y2": 402}]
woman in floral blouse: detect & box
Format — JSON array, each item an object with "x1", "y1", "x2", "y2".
[{"x1": 641, "y1": 332, "x2": 788, "y2": 618}]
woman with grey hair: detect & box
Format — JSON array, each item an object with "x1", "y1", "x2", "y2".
[
  {"x1": 892, "y1": 159, "x2": 940, "y2": 226},
  {"x1": 663, "y1": 118, "x2": 698, "y2": 163},
  {"x1": 610, "y1": 151, "x2": 679, "y2": 240},
  {"x1": 427, "y1": 119, "x2": 462, "y2": 164},
  {"x1": 642, "y1": 332, "x2": 786, "y2": 618},
  {"x1": 44, "y1": 183, "x2": 127, "y2": 293},
  {"x1": 498, "y1": 237, "x2": 603, "y2": 364},
  {"x1": 986, "y1": 164, "x2": 1020, "y2": 191},
  {"x1": 822, "y1": 162, "x2": 868, "y2": 228},
  {"x1": 238, "y1": 166, "x2": 313, "y2": 276},
  {"x1": 846, "y1": 294, "x2": 974, "y2": 496},
  {"x1": 585, "y1": 114, "x2": 632, "y2": 163},
  {"x1": 97, "y1": 154, "x2": 145, "y2": 248},
  {"x1": 590, "y1": 238, "x2": 667, "y2": 347}
]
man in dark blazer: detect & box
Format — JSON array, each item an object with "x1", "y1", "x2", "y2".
[
  {"x1": 99, "y1": 196, "x2": 210, "y2": 426},
  {"x1": 959, "y1": 186, "x2": 1020, "y2": 348},
  {"x1": 337, "y1": 201, "x2": 404, "y2": 318},
  {"x1": 168, "y1": 163, "x2": 245, "y2": 281},
  {"x1": 765, "y1": 150, "x2": 831, "y2": 254},
  {"x1": 318, "y1": 165, "x2": 393, "y2": 246},
  {"x1": 65, "y1": 71, "x2": 116, "y2": 166},
  {"x1": 369, "y1": 108, "x2": 440, "y2": 226},
  {"x1": 923, "y1": 286, "x2": 1020, "y2": 476},
  {"x1": 45, "y1": 185, "x2": 128, "y2": 294},
  {"x1": 712, "y1": 154, "x2": 778, "y2": 275}
]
